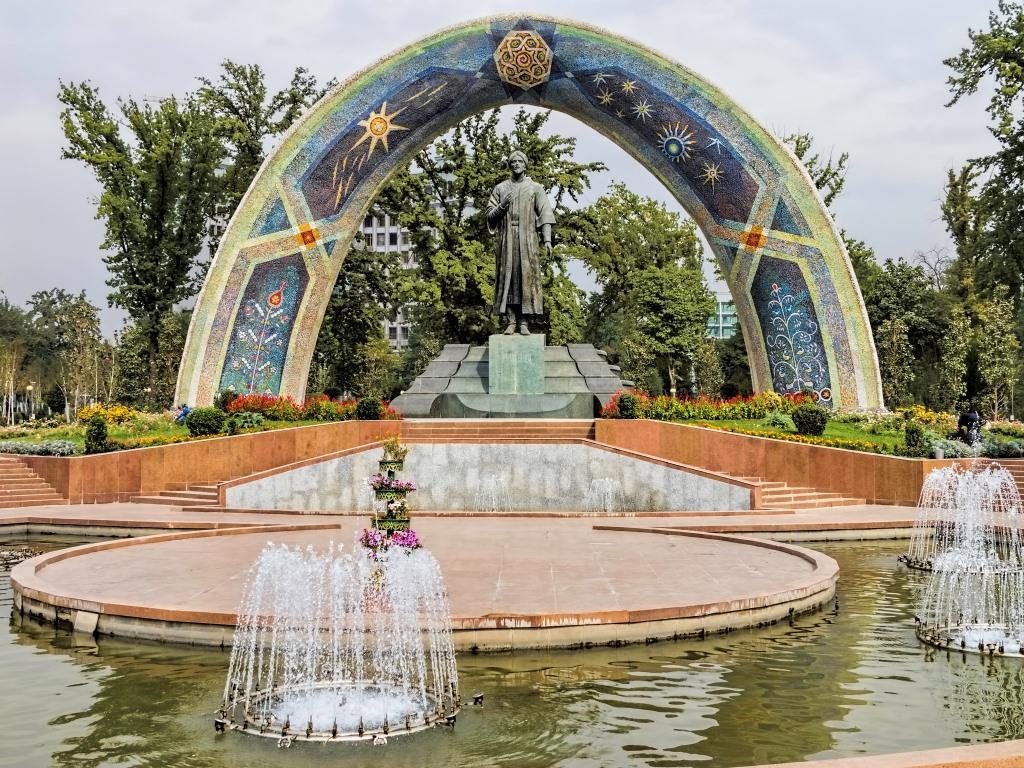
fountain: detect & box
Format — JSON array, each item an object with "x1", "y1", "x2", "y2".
[
  {"x1": 219, "y1": 439, "x2": 460, "y2": 742},
  {"x1": 476, "y1": 474, "x2": 512, "y2": 515},
  {"x1": 583, "y1": 478, "x2": 626, "y2": 515},
  {"x1": 900, "y1": 465, "x2": 1021, "y2": 570},
  {"x1": 913, "y1": 465, "x2": 1024, "y2": 656}
]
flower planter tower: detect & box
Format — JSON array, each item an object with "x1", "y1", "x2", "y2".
[{"x1": 371, "y1": 438, "x2": 413, "y2": 537}]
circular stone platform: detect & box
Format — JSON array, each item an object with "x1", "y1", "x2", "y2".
[{"x1": 12, "y1": 518, "x2": 837, "y2": 651}]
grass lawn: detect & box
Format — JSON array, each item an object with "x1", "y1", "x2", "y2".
[{"x1": 681, "y1": 417, "x2": 905, "y2": 451}]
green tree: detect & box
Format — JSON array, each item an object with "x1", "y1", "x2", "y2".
[
  {"x1": 115, "y1": 312, "x2": 191, "y2": 410},
  {"x1": 308, "y1": 242, "x2": 402, "y2": 396},
  {"x1": 568, "y1": 183, "x2": 711, "y2": 394},
  {"x1": 693, "y1": 339, "x2": 725, "y2": 397},
  {"x1": 976, "y1": 291, "x2": 1021, "y2": 420},
  {"x1": 351, "y1": 337, "x2": 400, "y2": 400},
  {"x1": 375, "y1": 108, "x2": 606, "y2": 345},
  {"x1": 197, "y1": 60, "x2": 335, "y2": 243},
  {"x1": 946, "y1": 1, "x2": 1024, "y2": 308},
  {"x1": 932, "y1": 306, "x2": 971, "y2": 413},
  {"x1": 58, "y1": 82, "x2": 224, "y2": 391},
  {"x1": 876, "y1": 317, "x2": 915, "y2": 408},
  {"x1": 627, "y1": 265, "x2": 715, "y2": 395},
  {"x1": 782, "y1": 132, "x2": 849, "y2": 209}
]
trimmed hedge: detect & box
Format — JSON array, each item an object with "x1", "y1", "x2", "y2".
[{"x1": 791, "y1": 404, "x2": 829, "y2": 436}]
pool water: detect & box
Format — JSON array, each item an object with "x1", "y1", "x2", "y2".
[{"x1": 4, "y1": 537, "x2": 1024, "y2": 767}]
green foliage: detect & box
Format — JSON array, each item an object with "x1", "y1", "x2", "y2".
[
  {"x1": 84, "y1": 414, "x2": 108, "y2": 454},
  {"x1": 901, "y1": 421, "x2": 933, "y2": 458},
  {"x1": 945, "y1": 2, "x2": 1024, "y2": 310},
  {"x1": 58, "y1": 82, "x2": 224, "y2": 386},
  {"x1": 616, "y1": 392, "x2": 643, "y2": 419},
  {"x1": 716, "y1": 335, "x2": 752, "y2": 397},
  {"x1": 375, "y1": 108, "x2": 605, "y2": 344},
  {"x1": 932, "y1": 307, "x2": 971, "y2": 412},
  {"x1": 876, "y1": 317, "x2": 916, "y2": 408},
  {"x1": 782, "y1": 132, "x2": 848, "y2": 209},
  {"x1": 764, "y1": 410, "x2": 789, "y2": 429},
  {"x1": 197, "y1": 60, "x2": 335, "y2": 244},
  {"x1": 791, "y1": 404, "x2": 829, "y2": 436},
  {"x1": 693, "y1": 340, "x2": 724, "y2": 397},
  {"x1": 225, "y1": 411, "x2": 264, "y2": 435},
  {"x1": 355, "y1": 398, "x2": 384, "y2": 421},
  {"x1": 115, "y1": 312, "x2": 190, "y2": 410},
  {"x1": 351, "y1": 338, "x2": 400, "y2": 401},
  {"x1": 302, "y1": 397, "x2": 344, "y2": 422},
  {"x1": 976, "y1": 291, "x2": 1021, "y2": 419},
  {"x1": 308, "y1": 243, "x2": 403, "y2": 397},
  {"x1": 571, "y1": 183, "x2": 712, "y2": 394},
  {"x1": 184, "y1": 406, "x2": 225, "y2": 437}
]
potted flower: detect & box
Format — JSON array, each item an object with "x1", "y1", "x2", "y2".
[
  {"x1": 379, "y1": 436, "x2": 409, "y2": 474},
  {"x1": 370, "y1": 473, "x2": 416, "y2": 501}
]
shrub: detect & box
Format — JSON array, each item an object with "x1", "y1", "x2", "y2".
[
  {"x1": 302, "y1": 396, "x2": 343, "y2": 421},
  {"x1": 185, "y1": 407, "x2": 226, "y2": 436},
  {"x1": 900, "y1": 422, "x2": 933, "y2": 458},
  {"x1": 930, "y1": 438, "x2": 981, "y2": 459},
  {"x1": 225, "y1": 411, "x2": 265, "y2": 435},
  {"x1": 214, "y1": 389, "x2": 239, "y2": 412},
  {"x1": 0, "y1": 440, "x2": 77, "y2": 456},
  {"x1": 356, "y1": 397, "x2": 384, "y2": 420},
  {"x1": 617, "y1": 392, "x2": 643, "y2": 419},
  {"x1": 764, "y1": 410, "x2": 788, "y2": 429},
  {"x1": 791, "y1": 404, "x2": 829, "y2": 436},
  {"x1": 981, "y1": 438, "x2": 1024, "y2": 459},
  {"x1": 84, "y1": 414, "x2": 109, "y2": 454}
]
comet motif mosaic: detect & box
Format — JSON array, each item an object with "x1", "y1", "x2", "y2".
[{"x1": 176, "y1": 15, "x2": 882, "y2": 409}]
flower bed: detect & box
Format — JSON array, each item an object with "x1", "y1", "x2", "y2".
[
  {"x1": 602, "y1": 391, "x2": 813, "y2": 421},
  {"x1": 369, "y1": 474, "x2": 417, "y2": 493},
  {"x1": 692, "y1": 423, "x2": 888, "y2": 453}
]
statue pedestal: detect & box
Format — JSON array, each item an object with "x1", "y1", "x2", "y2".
[{"x1": 488, "y1": 333, "x2": 544, "y2": 395}]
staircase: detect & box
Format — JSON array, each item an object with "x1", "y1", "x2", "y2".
[
  {"x1": 0, "y1": 456, "x2": 67, "y2": 508},
  {"x1": 402, "y1": 419, "x2": 596, "y2": 442},
  {"x1": 130, "y1": 484, "x2": 219, "y2": 507},
  {"x1": 990, "y1": 459, "x2": 1024, "y2": 497},
  {"x1": 730, "y1": 475, "x2": 865, "y2": 511}
]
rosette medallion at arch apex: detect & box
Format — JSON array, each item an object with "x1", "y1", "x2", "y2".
[{"x1": 175, "y1": 14, "x2": 883, "y2": 410}]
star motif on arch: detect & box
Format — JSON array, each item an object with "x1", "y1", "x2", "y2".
[
  {"x1": 597, "y1": 88, "x2": 615, "y2": 106},
  {"x1": 352, "y1": 101, "x2": 408, "y2": 157},
  {"x1": 700, "y1": 162, "x2": 723, "y2": 191},
  {"x1": 592, "y1": 71, "x2": 609, "y2": 85},
  {"x1": 632, "y1": 98, "x2": 654, "y2": 122},
  {"x1": 620, "y1": 79, "x2": 638, "y2": 94}
]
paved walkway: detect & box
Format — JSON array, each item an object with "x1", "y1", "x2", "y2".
[{"x1": 0, "y1": 501, "x2": 922, "y2": 536}]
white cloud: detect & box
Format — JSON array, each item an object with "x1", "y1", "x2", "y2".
[{"x1": 0, "y1": 0, "x2": 999, "y2": 335}]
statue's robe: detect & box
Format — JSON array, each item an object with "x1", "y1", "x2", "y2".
[{"x1": 487, "y1": 175, "x2": 555, "y2": 316}]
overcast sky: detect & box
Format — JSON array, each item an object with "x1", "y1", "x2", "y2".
[{"x1": 0, "y1": 1, "x2": 998, "y2": 335}]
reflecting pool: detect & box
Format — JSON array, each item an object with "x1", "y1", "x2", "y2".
[{"x1": 4, "y1": 537, "x2": 1024, "y2": 767}]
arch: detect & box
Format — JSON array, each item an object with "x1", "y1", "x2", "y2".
[{"x1": 176, "y1": 14, "x2": 883, "y2": 410}]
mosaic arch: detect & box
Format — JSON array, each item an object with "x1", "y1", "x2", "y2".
[{"x1": 176, "y1": 14, "x2": 883, "y2": 410}]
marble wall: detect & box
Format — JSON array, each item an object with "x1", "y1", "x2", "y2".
[{"x1": 224, "y1": 443, "x2": 751, "y2": 513}]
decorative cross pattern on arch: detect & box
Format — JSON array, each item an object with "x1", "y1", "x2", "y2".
[{"x1": 176, "y1": 15, "x2": 882, "y2": 410}]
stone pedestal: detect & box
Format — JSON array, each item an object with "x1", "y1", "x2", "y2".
[{"x1": 488, "y1": 333, "x2": 544, "y2": 395}]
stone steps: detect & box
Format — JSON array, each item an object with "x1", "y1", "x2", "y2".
[
  {"x1": 130, "y1": 483, "x2": 219, "y2": 507},
  {"x1": 0, "y1": 457, "x2": 66, "y2": 507}
]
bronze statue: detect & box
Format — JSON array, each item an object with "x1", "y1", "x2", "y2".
[{"x1": 487, "y1": 150, "x2": 555, "y2": 335}]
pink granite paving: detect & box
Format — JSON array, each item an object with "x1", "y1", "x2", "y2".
[{"x1": 14, "y1": 518, "x2": 830, "y2": 626}]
